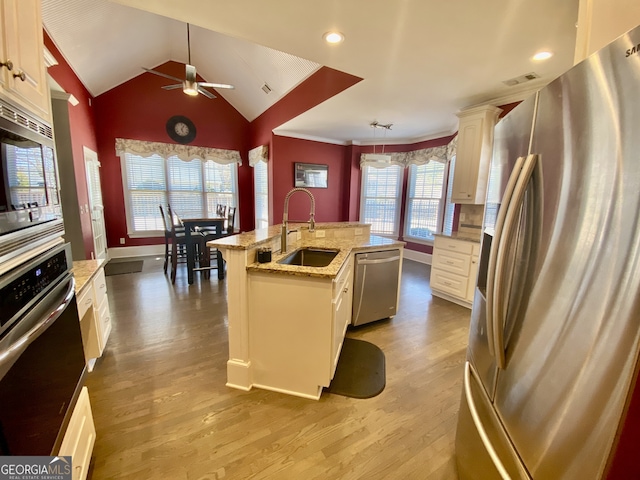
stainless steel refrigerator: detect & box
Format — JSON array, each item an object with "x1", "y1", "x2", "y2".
[{"x1": 455, "y1": 24, "x2": 640, "y2": 479}]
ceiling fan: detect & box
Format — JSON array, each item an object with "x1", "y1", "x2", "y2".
[{"x1": 142, "y1": 23, "x2": 234, "y2": 99}]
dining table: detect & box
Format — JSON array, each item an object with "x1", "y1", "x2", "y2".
[{"x1": 181, "y1": 217, "x2": 226, "y2": 284}]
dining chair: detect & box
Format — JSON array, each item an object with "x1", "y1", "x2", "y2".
[
  {"x1": 224, "y1": 206, "x2": 237, "y2": 235},
  {"x1": 216, "y1": 204, "x2": 227, "y2": 217},
  {"x1": 201, "y1": 205, "x2": 237, "y2": 279},
  {"x1": 162, "y1": 204, "x2": 205, "y2": 283}
]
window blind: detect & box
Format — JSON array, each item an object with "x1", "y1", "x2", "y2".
[
  {"x1": 360, "y1": 165, "x2": 403, "y2": 235},
  {"x1": 254, "y1": 161, "x2": 269, "y2": 229},
  {"x1": 405, "y1": 162, "x2": 446, "y2": 241}
]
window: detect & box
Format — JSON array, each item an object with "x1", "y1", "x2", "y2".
[
  {"x1": 360, "y1": 165, "x2": 403, "y2": 236},
  {"x1": 121, "y1": 153, "x2": 238, "y2": 236},
  {"x1": 254, "y1": 160, "x2": 269, "y2": 229},
  {"x1": 404, "y1": 160, "x2": 452, "y2": 242}
]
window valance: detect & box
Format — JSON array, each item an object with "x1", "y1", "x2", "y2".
[
  {"x1": 115, "y1": 138, "x2": 242, "y2": 165},
  {"x1": 359, "y1": 135, "x2": 457, "y2": 169},
  {"x1": 249, "y1": 145, "x2": 269, "y2": 166}
]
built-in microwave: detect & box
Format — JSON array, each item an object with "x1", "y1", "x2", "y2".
[{"x1": 0, "y1": 98, "x2": 64, "y2": 275}]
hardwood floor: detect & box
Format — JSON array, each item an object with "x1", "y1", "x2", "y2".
[{"x1": 86, "y1": 257, "x2": 471, "y2": 480}]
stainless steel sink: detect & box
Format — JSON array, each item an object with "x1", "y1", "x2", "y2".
[{"x1": 278, "y1": 247, "x2": 339, "y2": 267}]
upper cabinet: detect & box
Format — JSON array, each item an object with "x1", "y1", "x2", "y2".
[
  {"x1": 0, "y1": 0, "x2": 51, "y2": 122},
  {"x1": 451, "y1": 105, "x2": 502, "y2": 204}
]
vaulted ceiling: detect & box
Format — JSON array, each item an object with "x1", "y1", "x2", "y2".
[{"x1": 42, "y1": 0, "x2": 580, "y2": 144}]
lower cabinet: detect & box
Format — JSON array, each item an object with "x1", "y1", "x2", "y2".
[
  {"x1": 331, "y1": 258, "x2": 353, "y2": 378},
  {"x1": 58, "y1": 387, "x2": 96, "y2": 480},
  {"x1": 77, "y1": 267, "x2": 112, "y2": 370},
  {"x1": 431, "y1": 236, "x2": 480, "y2": 308},
  {"x1": 248, "y1": 255, "x2": 353, "y2": 399}
]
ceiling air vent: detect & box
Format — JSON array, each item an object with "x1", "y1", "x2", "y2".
[{"x1": 502, "y1": 72, "x2": 540, "y2": 87}]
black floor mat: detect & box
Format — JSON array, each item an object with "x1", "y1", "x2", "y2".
[
  {"x1": 325, "y1": 338, "x2": 385, "y2": 399},
  {"x1": 104, "y1": 260, "x2": 143, "y2": 276}
]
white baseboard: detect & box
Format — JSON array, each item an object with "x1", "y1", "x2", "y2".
[
  {"x1": 107, "y1": 245, "x2": 165, "y2": 258},
  {"x1": 403, "y1": 248, "x2": 432, "y2": 265}
]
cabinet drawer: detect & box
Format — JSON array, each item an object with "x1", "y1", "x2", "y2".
[
  {"x1": 432, "y1": 249, "x2": 471, "y2": 276},
  {"x1": 76, "y1": 286, "x2": 93, "y2": 320},
  {"x1": 58, "y1": 387, "x2": 95, "y2": 480},
  {"x1": 434, "y1": 237, "x2": 474, "y2": 255},
  {"x1": 92, "y1": 268, "x2": 108, "y2": 307},
  {"x1": 431, "y1": 268, "x2": 468, "y2": 299}
]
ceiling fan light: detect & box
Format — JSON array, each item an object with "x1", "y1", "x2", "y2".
[{"x1": 183, "y1": 80, "x2": 199, "y2": 96}]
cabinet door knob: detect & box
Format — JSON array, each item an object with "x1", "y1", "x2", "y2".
[
  {"x1": 13, "y1": 70, "x2": 26, "y2": 81},
  {"x1": 0, "y1": 60, "x2": 13, "y2": 71}
]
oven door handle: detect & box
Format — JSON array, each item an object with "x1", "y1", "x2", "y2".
[{"x1": 0, "y1": 277, "x2": 76, "y2": 370}]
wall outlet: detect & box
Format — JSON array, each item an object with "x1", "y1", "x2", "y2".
[
  {"x1": 355, "y1": 228, "x2": 363, "y2": 236},
  {"x1": 460, "y1": 213, "x2": 467, "y2": 222},
  {"x1": 315, "y1": 230, "x2": 326, "y2": 238},
  {"x1": 119, "y1": 238, "x2": 125, "y2": 245}
]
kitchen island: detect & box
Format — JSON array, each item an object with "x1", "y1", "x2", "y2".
[{"x1": 208, "y1": 223, "x2": 404, "y2": 399}]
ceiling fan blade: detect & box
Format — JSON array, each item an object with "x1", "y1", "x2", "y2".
[
  {"x1": 142, "y1": 67, "x2": 182, "y2": 83},
  {"x1": 185, "y1": 64, "x2": 197, "y2": 83},
  {"x1": 161, "y1": 84, "x2": 183, "y2": 90},
  {"x1": 197, "y1": 87, "x2": 217, "y2": 99},
  {"x1": 199, "y1": 82, "x2": 235, "y2": 90}
]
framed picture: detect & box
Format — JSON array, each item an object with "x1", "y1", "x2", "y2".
[{"x1": 294, "y1": 162, "x2": 328, "y2": 188}]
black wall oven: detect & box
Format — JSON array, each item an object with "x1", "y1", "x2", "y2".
[
  {"x1": 0, "y1": 243, "x2": 86, "y2": 455},
  {"x1": 0, "y1": 99, "x2": 64, "y2": 276}
]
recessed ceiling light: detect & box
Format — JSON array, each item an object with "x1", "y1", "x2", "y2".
[
  {"x1": 533, "y1": 51, "x2": 553, "y2": 61},
  {"x1": 323, "y1": 31, "x2": 344, "y2": 44}
]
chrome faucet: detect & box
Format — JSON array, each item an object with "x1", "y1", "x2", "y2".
[{"x1": 281, "y1": 187, "x2": 316, "y2": 252}]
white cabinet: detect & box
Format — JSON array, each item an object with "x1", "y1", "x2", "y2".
[
  {"x1": 452, "y1": 105, "x2": 502, "y2": 204},
  {"x1": 431, "y1": 236, "x2": 480, "y2": 308},
  {"x1": 248, "y1": 254, "x2": 354, "y2": 399},
  {"x1": 331, "y1": 256, "x2": 353, "y2": 378},
  {"x1": 0, "y1": 0, "x2": 51, "y2": 121},
  {"x1": 58, "y1": 387, "x2": 96, "y2": 480},
  {"x1": 92, "y1": 268, "x2": 112, "y2": 347},
  {"x1": 77, "y1": 267, "x2": 112, "y2": 370}
]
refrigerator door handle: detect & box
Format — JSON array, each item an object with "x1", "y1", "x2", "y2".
[
  {"x1": 463, "y1": 361, "x2": 512, "y2": 479},
  {"x1": 492, "y1": 153, "x2": 538, "y2": 369},
  {"x1": 486, "y1": 155, "x2": 526, "y2": 359}
]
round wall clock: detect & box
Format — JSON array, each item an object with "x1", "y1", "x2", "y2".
[{"x1": 166, "y1": 115, "x2": 197, "y2": 144}]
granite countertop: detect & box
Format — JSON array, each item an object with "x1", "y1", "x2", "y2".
[
  {"x1": 247, "y1": 234, "x2": 404, "y2": 279},
  {"x1": 434, "y1": 232, "x2": 481, "y2": 243},
  {"x1": 72, "y1": 258, "x2": 107, "y2": 294},
  {"x1": 209, "y1": 222, "x2": 370, "y2": 250}
]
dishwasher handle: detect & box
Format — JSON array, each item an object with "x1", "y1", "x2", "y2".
[{"x1": 356, "y1": 255, "x2": 400, "y2": 265}]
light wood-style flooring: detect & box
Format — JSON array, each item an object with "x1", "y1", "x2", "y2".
[{"x1": 86, "y1": 257, "x2": 471, "y2": 480}]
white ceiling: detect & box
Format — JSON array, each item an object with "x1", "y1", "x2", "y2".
[{"x1": 42, "y1": 0, "x2": 580, "y2": 145}]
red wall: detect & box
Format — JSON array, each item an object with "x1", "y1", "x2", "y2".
[
  {"x1": 249, "y1": 67, "x2": 362, "y2": 149},
  {"x1": 44, "y1": 33, "x2": 99, "y2": 259},
  {"x1": 92, "y1": 61, "x2": 250, "y2": 247},
  {"x1": 271, "y1": 136, "x2": 349, "y2": 223}
]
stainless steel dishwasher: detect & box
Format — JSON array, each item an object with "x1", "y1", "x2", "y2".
[{"x1": 352, "y1": 249, "x2": 401, "y2": 326}]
